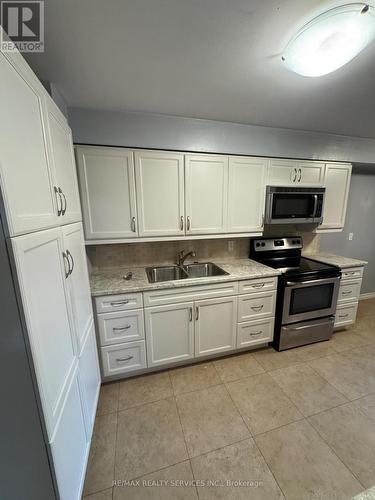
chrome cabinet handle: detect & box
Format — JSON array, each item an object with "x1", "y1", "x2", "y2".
[
  {"x1": 116, "y1": 356, "x2": 133, "y2": 363},
  {"x1": 54, "y1": 186, "x2": 62, "y2": 216},
  {"x1": 189, "y1": 307, "x2": 192, "y2": 322},
  {"x1": 62, "y1": 251, "x2": 70, "y2": 278},
  {"x1": 342, "y1": 291, "x2": 352, "y2": 295},
  {"x1": 180, "y1": 216, "x2": 184, "y2": 231},
  {"x1": 113, "y1": 325, "x2": 131, "y2": 332},
  {"x1": 338, "y1": 314, "x2": 349, "y2": 319},
  {"x1": 58, "y1": 188, "x2": 67, "y2": 215},
  {"x1": 252, "y1": 283, "x2": 265, "y2": 288},
  {"x1": 66, "y1": 250, "x2": 74, "y2": 275},
  {"x1": 195, "y1": 306, "x2": 199, "y2": 321},
  {"x1": 131, "y1": 217, "x2": 136, "y2": 232},
  {"x1": 292, "y1": 168, "x2": 297, "y2": 182},
  {"x1": 298, "y1": 168, "x2": 302, "y2": 182},
  {"x1": 250, "y1": 331, "x2": 262, "y2": 336},
  {"x1": 110, "y1": 300, "x2": 129, "y2": 306},
  {"x1": 187, "y1": 216, "x2": 191, "y2": 231},
  {"x1": 251, "y1": 305, "x2": 264, "y2": 311}
]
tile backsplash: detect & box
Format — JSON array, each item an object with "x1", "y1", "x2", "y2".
[{"x1": 87, "y1": 231, "x2": 320, "y2": 271}]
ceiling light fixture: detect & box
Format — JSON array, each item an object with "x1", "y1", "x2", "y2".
[{"x1": 282, "y1": 3, "x2": 375, "y2": 77}]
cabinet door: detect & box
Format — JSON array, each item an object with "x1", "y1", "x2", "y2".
[
  {"x1": 135, "y1": 150, "x2": 185, "y2": 236},
  {"x1": 62, "y1": 222, "x2": 94, "y2": 354},
  {"x1": 268, "y1": 159, "x2": 298, "y2": 186},
  {"x1": 195, "y1": 296, "x2": 237, "y2": 357},
  {"x1": 319, "y1": 163, "x2": 351, "y2": 231},
  {"x1": 12, "y1": 228, "x2": 76, "y2": 439},
  {"x1": 145, "y1": 303, "x2": 194, "y2": 367},
  {"x1": 0, "y1": 52, "x2": 57, "y2": 235},
  {"x1": 228, "y1": 157, "x2": 268, "y2": 233},
  {"x1": 46, "y1": 99, "x2": 81, "y2": 225},
  {"x1": 76, "y1": 147, "x2": 137, "y2": 240},
  {"x1": 298, "y1": 162, "x2": 325, "y2": 186},
  {"x1": 185, "y1": 155, "x2": 228, "y2": 234}
]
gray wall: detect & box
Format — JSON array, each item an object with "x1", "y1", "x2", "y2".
[
  {"x1": 320, "y1": 170, "x2": 375, "y2": 295},
  {"x1": 69, "y1": 107, "x2": 375, "y2": 164}
]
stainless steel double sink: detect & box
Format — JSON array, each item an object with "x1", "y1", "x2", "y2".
[{"x1": 146, "y1": 262, "x2": 229, "y2": 283}]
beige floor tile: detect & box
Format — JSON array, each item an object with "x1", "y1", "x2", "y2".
[
  {"x1": 269, "y1": 363, "x2": 348, "y2": 416},
  {"x1": 113, "y1": 461, "x2": 197, "y2": 499},
  {"x1": 331, "y1": 330, "x2": 372, "y2": 353},
  {"x1": 213, "y1": 352, "x2": 264, "y2": 383},
  {"x1": 190, "y1": 439, "x2": 284, "y2": 500},
  {"x1": 96, "y1": 382, "x2": 119, "y2": 416},
  {"x1": 255, "y1": 420, "x2": 362, "y2": 500},
  {"x1": 226, "y1": 373, "x2": 302, "y2": 435},
  {"x1": 309, "y1": 401, "x2": 375, "y2": 488},
  {"x1": 176, "y1": 385, "x2": 249, "y2": 457},
  {"x1": 296, "y1": 340, "x2": 337, "y2": 361},
  {"x1": 115, "y1": 397, "x2": 187, "y2": 480},
  {"x1": 309, "y1": 350, "x2": 375, "y2": 400},
  {"x1": 84, "y1": 489, "x2": 113, "y2": 500},
  {"x1": 251, "y1": 347, "x2": 303, "y2": 371},
  {"x1": 170, "y1": 362, "x2": 221, "y2": 395},
  {"x1": 118, "y1": 371, "x2": 173, "y2": 410},
  {"x1": 351, "y1": 393, "x2": 375, "y2": 422},
  {"x1": 83, "y1": 413, "x2": 117, "y2": 496},
  {"x1": 357, "y1": 299, "x2": 375, "y2": 318}
]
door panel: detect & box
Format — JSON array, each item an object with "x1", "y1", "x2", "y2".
[{"x1": 319, "y1": 164, "x2": 351, "y2": 230}]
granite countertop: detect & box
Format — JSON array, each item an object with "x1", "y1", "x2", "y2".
[
  {"x1": 90, "y1": 258, "x2": 281, "y2": 297},
  {"x1": 304, "y1": 252, "x2": 368, "y2": 269}
]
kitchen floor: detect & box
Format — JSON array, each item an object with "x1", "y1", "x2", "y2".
[{"x1": 83, "y1": 299, "x2": 375, "y2": 500}]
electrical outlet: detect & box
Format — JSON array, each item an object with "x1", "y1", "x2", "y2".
[
  {"x1": 348, "y1": 232, "x2": 354, "y2": 241},
  {"x1": 228, "y1": 240, "x2": 234, "y2": 252}
]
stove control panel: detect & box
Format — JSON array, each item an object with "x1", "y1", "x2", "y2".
[{"x1": 252, "y1": 237, "x2": 303, "y2": 252}]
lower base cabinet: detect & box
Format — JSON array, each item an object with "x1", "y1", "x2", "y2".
[
  {"x1": 237, "y1": 317, "x2": 274, "y2": 348},
  {"x1": 334, "y1": 266, "x2": 364, "y2": 329},
  {"x1": 101, "y1": 340, "x2": 147, "y2": 376}
]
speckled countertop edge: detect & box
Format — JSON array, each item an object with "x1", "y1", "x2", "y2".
[
  {"x1": 304, "y1": 252, "x2": 368, "y2": 269},
  {"x1": 90, "y1": 258, "x2": 281, "y2": 297}
]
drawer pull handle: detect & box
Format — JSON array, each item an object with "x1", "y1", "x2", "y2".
[
  {"x1": 113, "y1": 325, "x2": 131, "y2": 332},
  {"x1": 250, "y1": 331, "x2": 262, "y2": 336},
  {"x1": 116, "y1": 356, "x2": 133, "y2": 363},
  {"x1": 110, "y1": 300, "x2": 129, "y2": 306},
  {"x1": 338, "y1": 314, "x2": 349, "y2": 319},
  {"x1": 189, "y1": 307, "x2": 192, "y2": 322},
  {"x1": 345, "y1": 272, "x2": 355, "y2": 275},
  {"x1": 342, "y1": 291, "x2": 352, "y2": 295},
  {"x1": 251, "y1": 305, "x2": 264, "y2": 311},
  {"x1": 252, "y1": 283, "x2": 265, "y2": 288}
]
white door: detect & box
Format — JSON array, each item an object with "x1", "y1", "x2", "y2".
[
  {"x1": 195, "y1": 296, "x2": 237, "y2": 357},
  {"x1": 145, "y1": 302, "x2": 194, "y2": 366},
  {"x1": 268, "y1": 159, "x2": 325, "y2": 187},
  {"x1": 298, "y1": 162, "x2": 325, "y2": 186},
  {"x1": 185, "y1": 155, "x2": 228, "y2": 234},
  {"x1": 46, "y1": 99, "x2": 81, "y2": 224},
  {"x1": 0, "y1": 52, "x2": 57, "y2": 236},
  {"x1": 319, "y1": 163, "x2": 352, "y2": 231},
  {"x1": 62, "y1": 223, "x2": 94, "y2": 353},
  {"x1": 135, "y1": 150, "x2": 185, "y2": 236},
  {"x1": 12, "y1": 228, "x2": 76, "y2": 439},
  {"x1": 76, "y1": 147, "x2": 137, "y2": 240},
  {"x1": 228, "y1": 157, "x2": 268, "y2": 233}
]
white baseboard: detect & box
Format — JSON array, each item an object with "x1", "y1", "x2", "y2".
[{"x1": 360, "y1": 292, "x2": 375, "y2": 301}]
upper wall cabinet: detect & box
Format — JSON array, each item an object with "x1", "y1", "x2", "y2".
[
  {"x1": 228, "y1": 157, "x2": 268, "y2": 233},
  {"x1": 185, "y1": 155, "x2": 228, "y2": 235},
  {"x1": 268, "y1": 159, "x2": 325, "y2": 187},
  {"x1": 318, "y1": 163, "x2": 352, "y2": 232},
  {"x1": 45, "y1": 99, "x2": 81, "y2": 225},
  {"x1": 135, "y1": 151, "x2": 185, "y2": 237},
  {"x1": 0, "y1": 52, "x2": 57, "y2": 236},
  {"x1": 76, "y1": 147, "x2": 137, "y2": 240}
]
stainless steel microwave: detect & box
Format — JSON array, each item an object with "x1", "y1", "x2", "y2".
[{"x1": 265, "y1": 186, "x2": 325, "y2": 225}]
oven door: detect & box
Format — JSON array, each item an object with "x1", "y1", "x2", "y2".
[
  {"x1": 282, "y1": 276, "x2": 340, "y2": 324},
  {"x1": 266, "y1": 191, "x2": 324, "y2": 224}
]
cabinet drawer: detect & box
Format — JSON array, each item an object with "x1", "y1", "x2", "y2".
[
  {"x1": 143, "y1": 281, "x2": 239, "y2": 307},
  {"x1": 97, "y1": 309, "x2": 145, "y2": 346},
  {"x1": 95, "y1": 293, "x2": 143, "y2": 313},
  {"x1": 238, "y1": 276, "x2": 278, "y2": 294},
  {"x1": 237, "y1": 317, "x2": 274, "y2": 348},
  {"x1": 334, "y1": 302, "x2": 358, "y2": 328},
  {"x1": 101, "y1": 341, "x2": 147, "y2": 377},
  {"x1": 338, "y1": 279, "x2": 362, "y2": 304},
  {"x1": 341, "y1": 267, "x2": 364, "y2": 281},
  {"x1": 238, "y1": 291, "x2": 276, "y2": 322}
]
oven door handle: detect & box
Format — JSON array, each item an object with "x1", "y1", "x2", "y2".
[
  {"x1": 312, "y1": 194, "x2": 318, "y2": 218},
  {"x1": 286, "y1": 277, "x2": 340, "y2": 287}
]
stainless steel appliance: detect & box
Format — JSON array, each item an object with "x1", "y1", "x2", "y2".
[
  {"x1": 250, "y1": 237, "x2": 341, "y2": 351},
  {"x1": 265, "y1": 186, "x2": 325, "y2": 224}
]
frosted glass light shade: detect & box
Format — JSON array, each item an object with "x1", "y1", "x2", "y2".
[{"x1": 282, "y1": 3, "x2": 375, "y2": 77}]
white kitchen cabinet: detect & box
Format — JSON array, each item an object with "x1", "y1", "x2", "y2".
[
  {"x1": 318, "y1": 163, "x2": 352, "y2": 231},
  {"x1": 46, "y1": 99, "x2": 81, "y2": 225},
  {"x1": 135, "y1": 150, "x2": 185, "y2": 236},
  {"x1": 185, "y1": 155, "x2": 228, "y2": 234},
  {"x1": 62, "y1": 223, "x2": 94, "y2": 353},
  {"x1": 227, "y1": 157, "x2": 268, "y2": 233},
  {"x1": 145, "y1": 302, "x2": 194, "y2": 367},
  {"x1": 268, "y1": 159, "x2": 325, "y2": 187},
  {"x1": 0, "y1": 51, "x2": 57, "y2": 236},
  {"x1": 76, "y1": 147, "x2": 137, "y2": 239},
  {"x1": 12, "y1": 228, "x2": 76, "y2": 439},
  {"x1": 101, "y1": 340, "x2": 147, "y2": 376},
  {"x1": 194, "y1": 296, "x2": 237, "y2": 357}
]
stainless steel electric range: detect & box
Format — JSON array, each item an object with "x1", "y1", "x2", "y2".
[{"x1": 250, "y1": 237, "x2": 341, "y2": 351}]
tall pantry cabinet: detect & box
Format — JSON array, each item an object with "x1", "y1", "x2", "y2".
[{"x1": 0, "y1": 33, "x2": 100, "y2": 500}]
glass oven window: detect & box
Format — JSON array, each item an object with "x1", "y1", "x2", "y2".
[
  {"x1": 272, "y1": 194, "x2": 314, "y2": 219},
  {"x1": 290, "y1": 283, "x2": 334, "y2": 315}
]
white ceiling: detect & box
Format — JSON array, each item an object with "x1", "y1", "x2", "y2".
[{"x1": 25, "y1": 0, "x2": 375, "y2": 138}]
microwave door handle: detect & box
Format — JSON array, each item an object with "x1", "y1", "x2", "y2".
[{"x1": 312, "y1": 194, "x2": 318, "y2": 217}]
